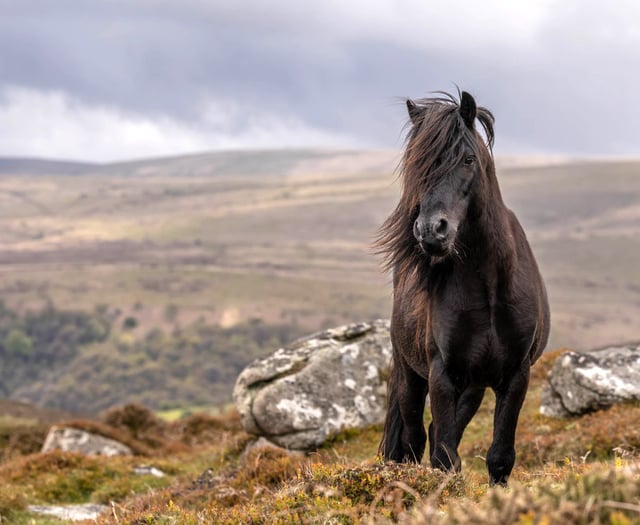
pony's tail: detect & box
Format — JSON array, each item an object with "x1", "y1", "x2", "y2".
[{"x1": 378, "y1": 360, "x2": 404, "y2": 462}]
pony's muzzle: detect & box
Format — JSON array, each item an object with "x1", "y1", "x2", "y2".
[{"x1": 414, "y1": 215, "x2": 453, "y2": 254}]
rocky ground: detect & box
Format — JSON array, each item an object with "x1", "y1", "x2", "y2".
[{"x1": 3, "y1": 348, "x2": 640, "y2": 524}]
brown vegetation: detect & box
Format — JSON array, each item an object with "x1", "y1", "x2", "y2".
[{"x1": 2, "y1": 349, "x2": 640, "y2": 523}]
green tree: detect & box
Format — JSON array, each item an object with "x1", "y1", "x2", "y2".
[{"x1": 5, "y1": 329, "x2": 33, "y2": 357}]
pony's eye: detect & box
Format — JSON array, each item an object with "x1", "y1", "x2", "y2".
[{"x1": 464, "y1": 155, "x2": 476, "y2": 166}]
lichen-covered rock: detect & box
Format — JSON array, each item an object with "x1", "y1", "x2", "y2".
[
  {"x1": 540, "y1": 344, "x2": 640, "y2": 417},
  {"x1": 233, "y1": 320, "x2": 391, "y2": 449},
  {"x1": 539, "y1": 381, "x2": 570, "y2": 418},
  {"x1": 41, "y1": 426, "x2": 132, "y2": 456}
]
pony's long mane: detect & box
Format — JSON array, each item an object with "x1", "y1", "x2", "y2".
[{"x1": 375, "y1": 91, "x2": 495, "y2": 276}]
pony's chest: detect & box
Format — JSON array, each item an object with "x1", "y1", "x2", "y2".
[
  {"x1": 429, "y1": 276, "x2": 531, "y2": 385},
  {"x1": 431, "y1": 308, "x2": 504, "y2": 385}
]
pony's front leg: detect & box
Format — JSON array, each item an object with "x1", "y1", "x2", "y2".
[
  {"x1": 428, "y1": 356, "x2": 461, "y2": 472},
  {"x1": 487, "y1": 366, "x2": 530, "y2": 485},
  {"x1": 455, "y1": 387, "x2": 485, "y2": 446}
]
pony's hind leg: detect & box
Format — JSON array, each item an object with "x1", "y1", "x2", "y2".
[{"x1": 379, "y1": 356, "x2": 428, "y2": 463}]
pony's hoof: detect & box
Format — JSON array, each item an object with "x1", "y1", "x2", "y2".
[
  {"x1": 430, "y1": 447, "x2": 461, "y2": 473},
  {"x1": 489, "y1": 475, "x2": 509, "y2": 487}
]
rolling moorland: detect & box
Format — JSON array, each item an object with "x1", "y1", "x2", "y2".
[
  {"x1": 0, "y1": 149, "x2": 639, "y2": 523},
  {"x1": 0, "y1": 149, "x2": 639, "y2": 415}
]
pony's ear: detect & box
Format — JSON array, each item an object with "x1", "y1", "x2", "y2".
[
  {"x1": 406, "y1": 99, "x2": 422, "y2": 125},
  {"x1": 459, "y1": 91, "x2": 476, "y2": 129}
]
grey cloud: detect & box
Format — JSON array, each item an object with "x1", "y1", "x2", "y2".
[{"x1": 0, "y1": 0, "x2": 639, "y2": 158}]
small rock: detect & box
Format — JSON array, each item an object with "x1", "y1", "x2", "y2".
[
  {"x1": 28, "y1": 504, "x2": 109, "y2": 521},
  {"x1": 42, "y1": 426, "x2": 132, "y2": 456},
  {"x1": 192, "y1": 467, "x2": 217, "y2": 489},
  {"x1": 133, "y1": 465, "x2": 166, "y2": 477},
  {"x1": 540, "y1": 344, "x2": 640, "y2": 417}
]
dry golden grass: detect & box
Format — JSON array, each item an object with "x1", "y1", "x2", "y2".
[{"x1": 4, "y1": 349, "x2": 640, "y2": 524}]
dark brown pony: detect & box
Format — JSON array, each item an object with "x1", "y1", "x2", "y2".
[{"x1": 376, "y1": 90, "x2": 550, "y2": 485}]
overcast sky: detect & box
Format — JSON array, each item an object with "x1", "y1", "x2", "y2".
[{"x1": 0, "y1": 0, "x2": 639, "y2": 162}]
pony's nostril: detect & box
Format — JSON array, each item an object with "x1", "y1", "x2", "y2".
[{"x1": 434, "y1": 218, "x2": 449, "y2": 238}]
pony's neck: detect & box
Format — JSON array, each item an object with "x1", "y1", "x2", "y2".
[{"x1": 464, "y1": 174, "x2": 513, "y2": 269}]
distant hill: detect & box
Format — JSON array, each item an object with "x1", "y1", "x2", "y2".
[
  {"x1": 0, "y1": 149, "x2": 638, "y2": 413},
  {"x1": 0, "y1": 157, "x2": 99, "y2": 175},
  {"x1": 0, "y1": 149, "x2": 395, "y2": 178}
]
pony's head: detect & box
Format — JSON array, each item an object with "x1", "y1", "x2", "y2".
[{"x1": 404, "y1": 91, "x2": 495, "y2": 259}]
